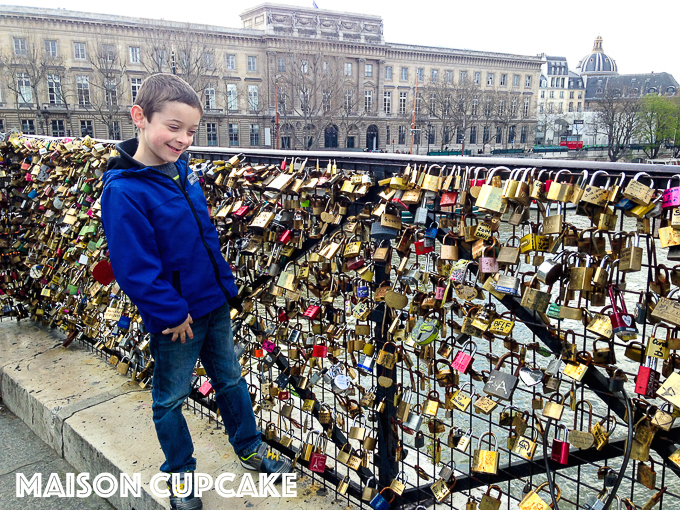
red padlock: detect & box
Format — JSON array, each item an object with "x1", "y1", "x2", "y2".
[
  {"x1": 414, "y1": 239, "x2": 434, "y2": 255},
  {"x1": 309, "y1": 435, "x2": 328, "y2": 473},
  {"x1": 232, "y1": 205, "x2": 250, "y2": 219},
  {"x1": 280, "y1": 158, "x2": 287, "y2": 170},
  {"x1": 312, "y1": 340, "x2": 328, "y2": 358},
  {"x1": 198, "y1": 381, "x2": 213, "y2": 397},
  {"x1": 450, "y1": 341, "x2": 477, "y2": 374},
  {"x1": 278, "y1": 306, "x2": 289, "y2": 322},
  {"x1": 303, "y1": 304, "x2": 321, "y2": 320},
  {"x1": 608, "y1": 285, "x2": 637, "y2": 338},
  {"x1": 253, "y1": 347, "x2": 264, "y2": 358},
  {"x1": 635, "y1": 357, "x2": 660, "y2": 398},
  {"x1": 277, "y1": 390, "x2": 290, "y2": 400},
  {"x1": 551, "y1": 424, "x2": 570, "y2": 464},
  {"x1": 278, "y1": 229, "x2": 293, "y2": 244},
  {"x1": 347, "y1": 256, "x2": 365, "y2": 271}
]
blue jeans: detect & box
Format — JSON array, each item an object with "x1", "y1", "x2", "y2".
[{"x1": 149, "y1": 302, "x2": 261, "y2": 473}]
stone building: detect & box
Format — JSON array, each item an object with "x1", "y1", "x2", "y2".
[{"x1": 0, "y1": 3, "x2": 543, "y2": 153}]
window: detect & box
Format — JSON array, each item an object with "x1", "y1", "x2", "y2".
[
  {"x1": 523, "y1": 97, "x2": 530, "y2": 117},
  {"x1": 131, "y1": 78, "x2": 142, "y2": 102},
  {"x1": 483, "y1": 126, "x2": 490, "y2": 144},
  {"x1": 401, "y1": 67, "x2": 408, "y2": 81},
  {"x1": 513, "y1": 74, "x2": 520, "y2": 87},
  {"x1": 558, "y1": 102, "x2": 563, "y2": 113},
  {"x1": 539, "y1": 103, "x2": 544, "y2": 114},
  {"x1": 559, "y1": 91, "x2": 564, "y2": 99},
  {"x1": 383, "y1": 91, "x2": 391, "y2": 114},
  {"x1": 456, "y1": 128, "x2": 464, "y2": 144},
  {"x1": 569, "y1": 91, "x2": 574, "y2": 99},
  {"x1": 549, "y1": 91, "x2": 554, "y2": 99},
  {"x1": 399, "y1": 92, "x2": 407, "y2": 115},
  {"x1": 511, "y1": 99, "x2": 517, "y2": 117},
  {"x1": 247, "y1": 56, "x2": 257, "y2": 72},
  {"x1": 203, "y1": 52, "x2": 214, "y2": 70},
  {"x1": 346, "y1": 136, "x2": 355, "y2": 148},
  {"x1": 227, "y1": 84, "x2": 238, "y2": 111},
  {"x1": 398, "y1": 126, "x2": 406, "y2": 144},
  {"x1": 431, "y1": 69, "x2": 438, "y2": 81},
  {"x1": 430, "y1": 93, "x2": 436, "y2": 114},
  {"x1": 386, "y1": 126, "x2": 390, "y2": 145},
  {"x1": 129, "y1": 46, "x2": 140, "y2": 64},
  {"x1": 105, "y1": 78, "x2": 117, "y2": 106},
  {"x1": 301, "y1": 60, "x2": 308, "y2": 74},
  {"x1": 385, "y1": 66, "x2": 393, "y2": 80},
  {"x1": 345, "y1": 63, "x2": 353, "y2": 76},
  {"x1": 460, "y1": 71, "x2": 468, "y2": 83},
  {"x1": 568, "y1": 102, "x2": 574, "y2": 112},
  {"x1": 204, "y1": 86, "x2": 215, "y2": 110},
  {"x1": 299, "y1": 90, "x2": 309, "y2": 112},
  {"x1": 364, "y1": 90, "x2": 373, "y2": 112},
  {"x1": 51, "y1": 119, "x2": 65, "y2": 137},
  {"x1": 525, "y1": 75, "x2": 532, "y2": 88},
  {"x1": 0, "y1": 120, "x2": 3, "y2": 133},
  {"x1": 560, "y1": 78, "x2": 565, "y2": 88},
  {"x1": 416, "y1": 68, "x2": 424, "y2": 83},
  {"x1": 578, "y1": 91, "x2": 583, "y2": 99},
  {"x1": 471, "y1": 98, "x2": 478, "y2": 116},
  {"x1": 550, "y1": 78, "x2": 555, "y2": 88},
  {"x1": 365, "y1": 64, "x2": 373, "y2": 78},
  {"x1": 277, "y1": 58, "x2": 286, "y2": 73},
  {"x1": 102, "y1": 44, "x2": 116, "y2": 63},
  {"x1": 74, "y1": 42, "x2": 87, "y2": 60},
  {"x1": 446, "y1": 71, "x2": 453, "y2": 83},
  {"x1": 413, "y1": 125, "x2": 420, "y2": 145},
  {"x1": 250, "y1": 124, "x2": 259, "y2": 146},
  {"x1": 415, "y1": 95, "x2": 422, "y2": 114},
  {"x1": 206, "y1": 123, "x2": 217, "y2": 146},
  {"x1": 540, "y1": 91, "x2": 545, "y2": 98},
  {"x1": 428, "y1": 127, "x2": 435, "y2": 145},
  {"x1": 470, "y1": 126, "x2": 477, "y2": 144},
  {"x1": 474, "y1": 72, "x2": 480, "y2": 85},
  {"x1": 109, "y1": 120, "x2": 121, "y2": 140},
  {"x1": 444, "y1": 127, "x2": 451, "y2": 144},
  {"x1": 498, "y1": 100, "x2": 504, "y2": 116},
  {"x1": 248, "y1": 85, "x2": 258, "y2": 110},
  {"x1": 508, "y1": 125, "x2": 516, "y2": 144},
  {"x1": 46, "y1": 74, "x2": 63, "y2": 105},
  {"x1": 281, "y1": 136, "x2": 291, "y2": 149},
  {"x1": 14, "y1": 37, "x2": 27, "y2": 56},
  {"x1": 77, "y1": 76, "x2": 90, "y2": 106},
  {"x1": 21, "y1": 119, "x2": 35, "y2": 134},
  {"x1": 520, "y1": 126, "x2": 527, "y2": 144},
  {"x1": 500, "y1": 74, "x2": 507, "y2": 87},
  {"x1": 17, "y1": 73, "x2": 32, "y2": 104},
  {"x1": 487, "y1": 73, "x2": 494, "y2": 86},
  {"x1": 344, "y1": 90, "x2": 353, "y2": 113},
  {"x1": 496, "y1": 126, "x2": 502, "y2": 144},
  {"x1": 548, "y1": 103, "x2": 553, "y2": 113},
  {"x1": 80, "y1": 120, "x2": 93, "y2": 137},
  {"x1": 228, "y1": 123, "x2": 239, "y2": 146},
  {"x1": 155, "y1": 48, "x2": 166, "y2": 66},
  {"x1": 226, "y1": 54, "x2": 236, "y2": 70},
  {"x1": 45, "y1": 40, "x2": 58, "y2": 57}
]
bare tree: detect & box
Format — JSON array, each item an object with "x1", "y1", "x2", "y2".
[
  {"x1": 594, "y1": 84, "x2": 640, "y2": 162},
  {"x1": 274, "y1": 44, "x2": 357, "y2": 149},
  {"x1": 88, "y1": 39, "x2": 127, "y2": 139},
  {"x1": 478, "y1": 91, "x2": 498, "y2": 153},
  {"x1": 0, "y1": 32, "x2": 65, "y2": 134}
]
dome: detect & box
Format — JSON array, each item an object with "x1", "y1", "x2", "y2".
[{"x1": 579, "y1": 36, "x2": 618, "y2": 75}]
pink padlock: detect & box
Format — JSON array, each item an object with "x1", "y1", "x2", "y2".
[
  {"x1": 450, "y1": 341, "x2": 477, "y2": 374},
  {"x1": 480, "y1": 246, "x2": 499, "y2": 274},
  {"x1": 663, "y1": 175, "x2": 680, "y2": 208},
  {"x1": 262, "y1": 339, "x2": 278, "y2": 353},
  {"x1": 198, "y1": 381, "x2": 214, "y2": 397}
]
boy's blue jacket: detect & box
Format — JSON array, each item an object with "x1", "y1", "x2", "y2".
[{"x1": 101, "y1": 139, "x2": 238, "y2": 334}]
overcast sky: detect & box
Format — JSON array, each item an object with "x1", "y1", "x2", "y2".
[{"x1": 5, "y1": 0, "x2": 679, "y2": 80}]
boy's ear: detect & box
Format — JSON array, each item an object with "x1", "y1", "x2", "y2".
[{"x1": 130, "y1": 105, "x2": 147, "y2": 130}]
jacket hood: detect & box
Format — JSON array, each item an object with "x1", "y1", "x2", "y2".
[{"x1": 103, "y1": 138, "x2": 189, "y2": 186}]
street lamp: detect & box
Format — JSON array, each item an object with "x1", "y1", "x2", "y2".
[{"x1": 427, "y1": 123, "x2": 432, "y2": 155}]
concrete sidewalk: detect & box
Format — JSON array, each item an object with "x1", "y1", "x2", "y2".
[{"x1": 0, "y1": 320, "x2": 339, "y2": 510}]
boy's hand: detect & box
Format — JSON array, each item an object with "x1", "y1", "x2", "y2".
[{"x1": 162, "y1": 314, "x2": 194, "y2": 343}]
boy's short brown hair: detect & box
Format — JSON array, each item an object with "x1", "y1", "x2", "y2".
[{"x1": 134, "y1": 74, "x2": 203, "y2": 121}]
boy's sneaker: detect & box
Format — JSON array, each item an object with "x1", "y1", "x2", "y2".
[
  {"x1": 240, "y1": 442, "x2": 293, "y2": 481},
  {"x1": 167, "y1": 472, "x2": 202, "y2": 510}
]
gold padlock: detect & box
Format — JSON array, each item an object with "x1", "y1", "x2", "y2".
[{"x1": 472, "y1": 432, "x2": 499, "y2": 474}]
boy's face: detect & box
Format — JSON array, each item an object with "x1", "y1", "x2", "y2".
[{"x1": 131, "y1": 101, "x2": 201, "y2": 166}]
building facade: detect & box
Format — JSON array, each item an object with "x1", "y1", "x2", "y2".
[{"x1": 0, "y1": 4, "x2": 543, "y2": 153}]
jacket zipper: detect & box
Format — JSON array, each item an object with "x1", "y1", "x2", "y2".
[{"x1": 140, "y1": 167, "x2": 232, "y2": 301}]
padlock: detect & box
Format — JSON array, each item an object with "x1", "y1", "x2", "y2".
[
  {"x1": 301, "y1": 429, "x2": 320, "y2": 461},
  {"x1": 569, "y1": 400, "x2": 595, "y2": 450},
  {"x1": 396, "y1": 388, "x2": 413, "y2": 421},
  {"x1": 551, "y1": 424, "x2": 570, "y2": 464},
  {"x1": 423, "y1": 390, "x2": 441, "y2": 416},
  {"x1": 483, "y1": 352, "x2": 521, "y2": 401},
  {"x1": 519, "y1": 482, "x2": 561, "y2": 510},
  {"x1": 402, "y1": 404, "x2": 424, "y2": 434},
  {"x1": 542, "y1": 392, "x2": 567, "y2": 421},
  {"x1": 370, "y1": 487, "x2": 396, "y2": 510},
  {"x1": 362, "y1": 476, "x2": 379, "y2": 502},
  {"x1": 583, "y1": 489, "x2": 607, "y2": 510},
  {"x1": 451, "y1": 340, "x2": 477, "y2": 374},
  {"x1": 636, "y1": 356, "x2": 660, "y2": 398},
  {"x1": 472, "y1": 432, "x2": 499, "y2": 474},
  {"x1": 349, "y1": 415, "x2": 367, "y2": 441},
  {"x1": 480, "y1": 485, "x2": 503, "y2": 510},
  {"x1": 390, "y1": 471, "x2": 408, "y2": 496},
  {"x1": 619, "y1": 233, "x2": 643, "y2": 272},
  {"x1": 450, "y1": 383, "x2": 477, "y2": 412},
  {"x1": 637, "y1": 458, "x2": 657, "y2": 490},
  {"x1": 308, "y1": 433, "x2": 328, "y2": 473},
  {"x1": 513, "y1": 426, "x2": 539, "y2": 460},
  {"x1": 456, "y1": 428, "x2": 473, "y2": 452},
  {"x1": 608, "y1": 285, "x2": 637, "y2": 339},
  {"x1": 591, "y1": 416, "x2": 617, "y2": 451}
]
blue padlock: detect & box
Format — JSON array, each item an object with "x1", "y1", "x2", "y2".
[
  {"x1": 356, "y1": 279, "x2": 370, "y2": 298},
  {"x1": 425, "y1": 221, "x2": 439, "y2": 239},
  {"x1": 117, "y1": 315, "x2": 131, "y2": 330},
  {"x1": 614, "y1": 197, "x2": 636, "y2": 211},
  {"x1": 370, "y1": 487, "x2": 396, "y2": 510}
]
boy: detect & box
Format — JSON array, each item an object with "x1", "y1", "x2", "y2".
[{"x1": 101, "y1": 74, "x2": 292, "y2": 510}]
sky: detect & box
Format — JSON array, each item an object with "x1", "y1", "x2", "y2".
[{"x1": 4, "y1": 0, "x2": 680, "y2": 80}]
